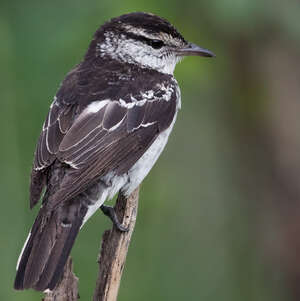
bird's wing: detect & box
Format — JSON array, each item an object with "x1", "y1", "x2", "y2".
[
  {"x1": 30, "y1": 98, "x2": 77, "y2": 208},
  {"x1": 34, "y1": 99, "x2": 76, "y2": 170},
  {"x1": 33, "y1": 65, "x2": 81, "y2": 172},
  {"x1": 44, "y1": 83, "x2": 177, "y2": 209}
]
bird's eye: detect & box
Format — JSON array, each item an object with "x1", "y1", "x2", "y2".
[{"x1": 149, "y1": 39, "x2": 164, "y2": 49}]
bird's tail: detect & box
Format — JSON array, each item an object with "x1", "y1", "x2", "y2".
[{"x1": 14, "y1": 202, "x2": 87, "y2": 291}]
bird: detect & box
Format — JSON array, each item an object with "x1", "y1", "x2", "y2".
[{"x1": 14, "y1": 12, "x2": 215, "y2": 292}]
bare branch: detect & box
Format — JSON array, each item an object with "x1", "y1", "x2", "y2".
[{"x1": 93, "y1": 187, "x2": 140, "y2": 301}]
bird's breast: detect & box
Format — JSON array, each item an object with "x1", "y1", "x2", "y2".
[{"x1": 122, "y1": 108, "x2": 179, "y2": 196}]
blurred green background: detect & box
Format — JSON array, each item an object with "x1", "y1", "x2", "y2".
[{"x1": 1, "y1": 0, "x2": 300, "y2": 300}]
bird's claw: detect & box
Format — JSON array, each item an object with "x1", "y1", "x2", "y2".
[{"x1": 100, "y1": 205, "x2": 129, "y2": 232}]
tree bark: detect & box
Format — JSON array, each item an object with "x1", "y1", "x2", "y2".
[
  {"x1": 93, "y1": 187, "x2": 140, "y2": 301},
  {"x1": 43, "y1": 257, "x2": 79, "y2": 301}
]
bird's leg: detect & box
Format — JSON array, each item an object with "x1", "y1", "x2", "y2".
[{"x1": 100, "y1": 205, "x2": 129, "y2": 232}]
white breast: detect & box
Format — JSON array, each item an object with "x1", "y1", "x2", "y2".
[
  {"x1": 122, "y1": 83, "x2": 181, "y2": 195},
  {"x1": 122, "y1": 112, "x2": 177, "y2": 196}
]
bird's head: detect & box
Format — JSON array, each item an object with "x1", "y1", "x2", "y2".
[{"x1": 87, "y1": 12, "x2": 215, "y2": 74}]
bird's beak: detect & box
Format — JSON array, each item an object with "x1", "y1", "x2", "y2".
[{"x1": 176, "y1": 43, "x2": 215, "y2": 58}]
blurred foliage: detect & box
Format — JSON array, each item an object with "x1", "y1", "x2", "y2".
[{"x1": 1, "y1": 0, "x2": 300, "y2": 300}]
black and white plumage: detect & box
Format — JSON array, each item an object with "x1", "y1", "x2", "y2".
[{"x1": 14, "y1": 12, "x2": 215, "y2": 292}]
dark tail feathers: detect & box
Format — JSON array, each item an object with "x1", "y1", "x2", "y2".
[{"x1": 14, "y1": 203, "x2": 87, "y2": 291}]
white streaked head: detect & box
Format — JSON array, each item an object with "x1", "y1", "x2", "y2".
[
  {"x1": 89, "y1": 12, "x2": 215, "y2": 75},
  {"x1": 97, "y1": 30, "x2": 183, "y2": 74}
]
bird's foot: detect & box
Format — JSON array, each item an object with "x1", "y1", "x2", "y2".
[{"x1": 100, "y1": 205, "x2": 129, "y2": 232}]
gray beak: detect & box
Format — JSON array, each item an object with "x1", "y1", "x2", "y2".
[{"x1": 176, "y1": 43, "x2": 215, "y2": 57}]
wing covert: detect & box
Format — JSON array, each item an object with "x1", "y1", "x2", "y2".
[{"x1": 34, "y1": 99, "x2": 76, "y2": 170}]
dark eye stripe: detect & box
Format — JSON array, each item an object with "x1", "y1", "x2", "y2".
[{"x1": 125, "y1": 32, "x2": 165, "y2": 49}]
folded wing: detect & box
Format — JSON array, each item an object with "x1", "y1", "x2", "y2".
[{"x1": 32, "y1": 82, "x2": 177, "y2": 209}]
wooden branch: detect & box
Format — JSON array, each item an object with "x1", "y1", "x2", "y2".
[
  {"x1": 93, "y1": 187, "x2": 140, "y2": 301},
  {"x1": 43, "y1": 257, "x2": 78, "y2": 301}
]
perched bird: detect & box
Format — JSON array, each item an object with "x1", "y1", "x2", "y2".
[{"x1": 14, "y1": 12, "x2": 215, "y2": 291}]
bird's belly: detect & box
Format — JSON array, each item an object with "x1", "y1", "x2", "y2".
[{"x1": 121, "y1": 125, "x2": 174, "y2": 196}]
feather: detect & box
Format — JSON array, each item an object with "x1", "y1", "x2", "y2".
[
  {"x1": 30, "y1": 169, "x2": 46, "y2": 209},
  {"x1": 14, "y1": 202, "x2": 87, "y2": 291}
]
